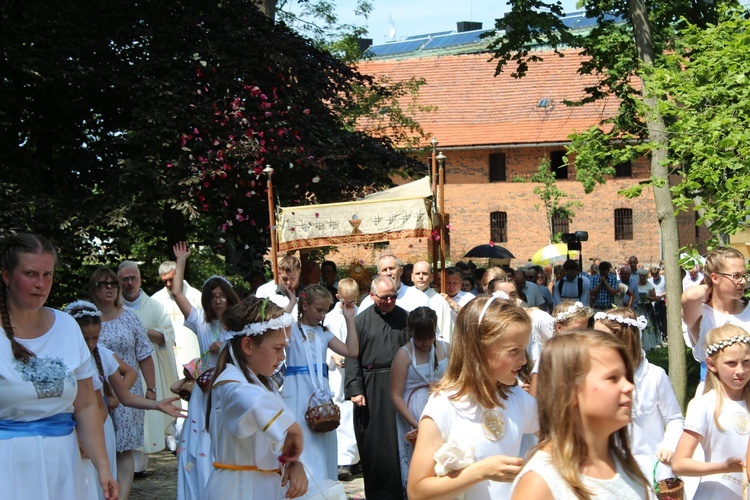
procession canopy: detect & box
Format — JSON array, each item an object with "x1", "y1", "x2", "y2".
[{"x1": 276, "y1": 176, "x2": 433, "y2": 251}]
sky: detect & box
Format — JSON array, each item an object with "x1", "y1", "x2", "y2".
[{"x1": 330, "y1": 0, "x2": 581, "y2": 43}]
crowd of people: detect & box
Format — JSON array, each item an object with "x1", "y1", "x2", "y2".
[{"x1": 3, "y1": 231, "x2": 750, "y2": 500}]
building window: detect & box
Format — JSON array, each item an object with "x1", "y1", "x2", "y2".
[
  {"x1": 551, "y1": 213, "x2": 569, "y2": 235},
  {"x1": 550, "y1": 151, "x2": 567, "y2": 180},
  {"x1": 614, "y1": 208, "x2": 633, "y2": 241},
  {"x1": 615, "y1": 160, "x2": 632, "y2": 178},
  {"x1": 489, "y1": 152, "x2": 506, "y2": 182},
  {"x1": 490, "y1": 211, "x2": 508, "y2": 243}
]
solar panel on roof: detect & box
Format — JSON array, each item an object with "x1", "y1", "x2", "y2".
[
  {"x1": 422, "y1": 29, "x2": 492, "y2": 50},
  {"x1": 367, "y1": 39, "x2": 426, "y2": 56},
  {"x1": 404, "y1": 31, "x2": 452, "y2": 41}
]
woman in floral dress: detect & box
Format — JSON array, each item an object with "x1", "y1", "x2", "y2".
[{"x1": 90, "y1": 267, "x2": 155, "y2": 500}]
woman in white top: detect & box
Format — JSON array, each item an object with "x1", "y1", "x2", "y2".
[
  {"x1": 0, "y1": 233, "x2": 117, "y2": 499},
  {"x1": 682, "y1": 246, "x2": 750, "y2": 385}
]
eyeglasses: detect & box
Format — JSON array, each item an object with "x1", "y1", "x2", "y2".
[
  {"x1": 96, "y1": 281, "x2": 119, "y2": 289},
  {"x1": 120, "y1": 276, "x2": 139, "y2": 284},
  {"x1": 212, "y1": 295, "x2": 228, "y2": 302},
  {"x1": 716, "y1": 272, "x2": 750, "y2": 283},
  {"x1": 374, "y1": 293, "x2": 398, "y2": 301}
]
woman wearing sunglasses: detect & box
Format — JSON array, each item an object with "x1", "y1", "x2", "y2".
[
  {"x1": 89, "y1": 267, "x2": 156, "y2": 500},
  {"x1": 682, "y1": 247, "x2": 750, "y2": 390}
]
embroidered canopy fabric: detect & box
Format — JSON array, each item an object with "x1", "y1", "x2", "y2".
[{"x1": 276, "y1": 176, "x2": 433, "y2": 251}]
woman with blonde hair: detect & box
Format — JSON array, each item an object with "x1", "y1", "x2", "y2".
[{"x1": 682, "y1": 247, "x2": 750, "y2": 385}]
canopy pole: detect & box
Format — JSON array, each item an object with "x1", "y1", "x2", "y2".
[
  {"x1": 264, "y1": 166, "x2": 279, "y2": 284},
  {"x1": 431, "y1": 138, "x2": 439, "y2": 279},
  {"x1": 437, "y1": 152, "x2": 447, "y2": 294}
]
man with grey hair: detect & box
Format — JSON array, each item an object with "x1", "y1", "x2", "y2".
[
  {"x1": 118, "y1": 260, "x2": 179, "y2": 470},
  {"x1": 152, "y1": 260, "x2": 203, "y2": 368},
  {"x1": 356, "y1": 253, "x2": 429, "y2": 314},
  {"x1": 346, "y1": 275, "x2": 409, "y2": 499}
]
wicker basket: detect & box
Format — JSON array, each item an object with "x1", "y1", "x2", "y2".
[
  {"x1": 304, "y1": 394, "x2": 340, "y2": 433},
  {"x1": 196, "y1": 367, "x2": 215, "y2": 393},
  {"x1": 176, "y1": 379, "x2": 195, "y2": 402},
  {"x1": 653, "y1": 462, "x2": 684, "y2": 500}
]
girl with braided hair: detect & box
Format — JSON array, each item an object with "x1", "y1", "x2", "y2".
[{"x1": 0, "y1": 233, "x2": 117, "y2": 499}]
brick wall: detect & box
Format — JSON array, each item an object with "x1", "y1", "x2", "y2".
[{"x1": 323, "y1": 148, "x2": 692, "y2": 270}]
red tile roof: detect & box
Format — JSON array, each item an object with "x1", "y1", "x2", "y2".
[{"x1": 356, "y1": 49, "x2": 624, "y2": 147}]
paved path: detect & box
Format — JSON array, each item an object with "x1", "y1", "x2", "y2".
[{"x1": 130, "y1": 451, "x2": 366, "y2": 499}]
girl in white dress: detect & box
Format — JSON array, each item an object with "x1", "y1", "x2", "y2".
[
  {"x1": 282, "y1": 284, "x2": 358, "y2": 483},
  {"x1": 390, "y1": 306, "x2": 450, "y2": 494},
  {"x1": 171, "y1": 241, "x2": 241, "y2": 500},
  {"x1": 66, "y1": 300, "x2": 187, "y2": 500},
  {"x1": 593, "y1": 308, "x2": 684, "y2": 497},
  {"x1": 511, "y1": 329, "x2": 650, "y2": 499},
  {"x1": 0, "y1": 233, "x2": 117, "y2": 499},
  {"x1": 206, "y1": 296, "x2": 307, "y2": 499},
  {"x1": 672, "y1": 323, "x2": 750, "y2": 498},
  {"x1": 407, "y1": 296, "x2": 538, "y2": 500}
]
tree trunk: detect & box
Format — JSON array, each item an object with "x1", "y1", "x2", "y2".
[
  {"x1": 628, "y1": 0, "x2": 687, "y2": 408},
  {"x1": 252, "y1": 0, "x2": 277, "y2": 20}
]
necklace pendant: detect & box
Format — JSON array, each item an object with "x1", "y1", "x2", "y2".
[{"x1": 481, "y1": 409, "x2": 507, "y2": 441}]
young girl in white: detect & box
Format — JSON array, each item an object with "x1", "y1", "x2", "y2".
[
  {"x1": 529, "y1": 300, "x2": 592, "y2": 397},
  {"x1": 391, "y1": 306, "x2": 451, "y2": 494},
  {"x1": 282, "y1": 284, "x2": 358, "y2": 483},
  {"x1": 407, "y1": 296, "x2": 538, "y2": 500},
  {"x1": 672, "y1": 323, "x2": 750, "y2": 498},
  {"x1": 172, "y1": 241, "x2": 241, "y2": 500},
  {"x1": 593, "y1": 308, "x2": 683, "y2": 496},
  {"x1": 206, "y1": 296, "x2": 307, "y2": 499},
  {"x1": 65, "y1": 300, "x2": 187, "y2": 499},
  {"x1": 511, "y1": 329, "x2": 650, "y2": 499}
]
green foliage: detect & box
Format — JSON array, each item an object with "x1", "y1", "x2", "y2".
[
  {"x1": 0, "y1": 0, "x2": 425, "y2": 297},
  {"x1": 646, "y1": 7, "x2": 750, "y2": 244},
  {"x1": 529, "y1": 159, "x2": 582, "y2": 243}
]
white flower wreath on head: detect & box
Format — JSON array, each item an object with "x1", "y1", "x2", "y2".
[
  {"x1": 63, "y1": 300, "x2": 102, "y2": 319},
  {"x1": 593, "y1": 312, "x2": 648, "y2": 331},
  {"x1": 705, "y1": 335, "x2": 750, "y2": 356},
  {"x1": 222, "y1": 313, "x2": 295, "y2": 342},
  {"x1": 203, "y1": 275, "x2": 232, "y2": 288},
  {"x1": 556, "y1": 302, "x2": 586, "y2": 322}
]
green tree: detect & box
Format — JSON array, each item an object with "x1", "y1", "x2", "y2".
[
  {"x1": 0, "y1": 0, "x2": 425, "y2": 304},
  {"x1": 487, "y1": 0, "x2": 727, "y2": 406},
  {"x1": 646, "y1": 8, "x2": 750, "y2": 241},
  {"x1": 514, "y1": 159, "x2": 582, "y2": 243}
]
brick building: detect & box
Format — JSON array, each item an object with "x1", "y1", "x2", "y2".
[{"x1": 323, "y1": 22, "x2": 709, "y2": 270}]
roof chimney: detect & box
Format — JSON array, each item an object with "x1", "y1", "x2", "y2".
[
  {"x1": 457, "y1": 21, "x2": 482, "y2": 33},
  {"x1": 357, "y1": 38, "x2": 373, "y2": 53}
]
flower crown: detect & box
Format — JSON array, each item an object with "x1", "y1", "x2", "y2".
[
  {"x1": 556, "y1": 302, "x2": 587, "y2": 322},
  {"x1": 222, "y1": 313, "x2": 295, "y2": 341},
  {"x1": 705, "y1": 335, "x2": 750, "y2": 356},
  {"x1": 63, "y1": 300, "x2": 102, "y2": 319},
  {"x1": 203, "y1": 275, "x2": 232, "y2": 288},
  {"x1": 593, "y1": 312, "x2": 648, "y2": 331}
]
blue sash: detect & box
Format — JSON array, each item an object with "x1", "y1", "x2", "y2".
[
  {"x1": 285, "y1": 364, "x2": 329, "y2": 378},
  {"x1": 0, "y1": 412, "x2": 75, "y2": 440}
]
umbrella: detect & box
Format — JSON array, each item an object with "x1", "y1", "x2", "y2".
[
  {"x1": 531, "y1": 243, "x2": 579, "y2": 266},
  {"x1": 464, "y1": 244, "x2": 515, "y2": 259}
]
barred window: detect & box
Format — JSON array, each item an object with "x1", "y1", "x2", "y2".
[
  {"x1": 614, "y1": 208, "x2": 633, "y2": 240},
  {"x1": 551, "y1": 213, "x2": 569, "y2": 235},
  {"x1": 489, "y1": 152, "x2": 506, "y2": 182},
  {"x1": 490, "y1": 211, "x2": 508, "y2": 243},
  {"x1": 615, "y1": 160, "x2": 632, "y2": 178}
]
